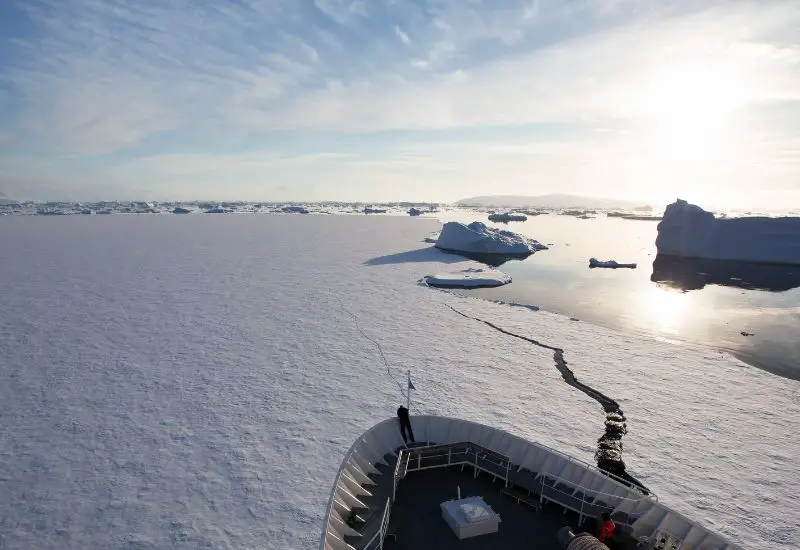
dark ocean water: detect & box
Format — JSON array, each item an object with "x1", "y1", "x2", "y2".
[{"x1": 438, "y1": 211, "x2": 800, "y2": 381}]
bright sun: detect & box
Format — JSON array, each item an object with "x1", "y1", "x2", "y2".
[
  {"x1": 639, "y1": 61, "x2": 751, "y2": 160},
  {"x1": 636, "y1": 60, "x2": 753, "y2": 203}
]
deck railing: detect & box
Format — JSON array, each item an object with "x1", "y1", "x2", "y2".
[
  {"x1": 517, "y1": 432, "x2": 648, "y2": 494},
  {"x1": 391, "y1": 449, "x2": 408, "y2": 502},
  {"x1": 396, "y1": 441, "x2": 512, "y2": 488},
  {"x1": 361, "y1": 497, "x2": 391, "y2": 550},
  {"x1": 535, "y1": 472, "x2": 655, "y2": 525},
  {"x1": 546, "y1": 472, "x2": 655, "y2": 506},
  {"x1": 391, "y1": 441, "x2": 654, "y2": 528}
]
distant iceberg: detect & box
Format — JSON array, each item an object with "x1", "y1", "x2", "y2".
[
  {"x1": 424, "y1": 268, "x2": 511, "y2": 288},
  {"x1": 656, "y1": 199, "x2": 800, "y2": 265},
  {"x1": 488, "y1": 212, "x2": 527, "y2": 223},
  {"x1": 435, "y1": 221, "x2": 547, "y2": 257},
  {"x1": 282, "y1": 205, "x2": 309, "y2": 214},
  {"x1": 589, "y1": 258, "x2": 637, "y2": 269}
]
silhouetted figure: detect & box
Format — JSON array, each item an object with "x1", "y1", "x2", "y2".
[
  {"x1": 397, "y1": 406, "x2": 415, "y2": 444},
  {"x1": 597, "y1": 512, "x2": 616, "y2": 543}
]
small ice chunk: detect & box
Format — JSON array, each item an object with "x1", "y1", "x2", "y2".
[{"x1": 589, "y1": 258, "x2": 637, "y2": 269}]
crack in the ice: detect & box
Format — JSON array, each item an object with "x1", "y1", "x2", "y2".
[{"x1": 446, "y1": 304, "x2": 647, "y2": 491}]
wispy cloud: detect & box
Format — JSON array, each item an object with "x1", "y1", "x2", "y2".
[
  {"x1": 393, "y1": 25, "x2": 411, "y2": 45},
  {"x1": 313, "y1": 0, "x2": 368, "y2": 25},
  {"x1": 0, "y1": 0, "x2": 798, "y2": 204}
]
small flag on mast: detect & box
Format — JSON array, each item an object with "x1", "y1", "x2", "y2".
[{"x1": 406, "y1": 370, "x2": 415, "y2": 411}]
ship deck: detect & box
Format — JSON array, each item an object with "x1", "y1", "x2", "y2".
[
  {"x1": 341, "y1": 445, "x2": 634, "y2": 550},
  {"x1": 385, "y1": 465, "x2": 584, "y2": 550},
  {"x1": 326, "y1": 417, "x2": 735, "y2": 550}
]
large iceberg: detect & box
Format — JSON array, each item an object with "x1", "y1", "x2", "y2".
[
  {"x1": 656, "y1": 199, "x2": 800, "y2": 265},
  {"x1": 435, "y1": 221, "x2": 547, "y2": 256}
]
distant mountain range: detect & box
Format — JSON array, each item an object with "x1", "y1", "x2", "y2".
[
  {"x1": 0, "y1": 191, "x2": 18, "y2": 205},
  {"x1": 457, "y1": 194, "x2": 652, "y2": 210}
]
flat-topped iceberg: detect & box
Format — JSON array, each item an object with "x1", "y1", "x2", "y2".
[
  {"x1": 656, "y1": 199, "x2": 800, "y2": 265},
  {"x1": 488, "y1": 212, "x2": 527, "y2": 223},
  {"x1": 589, "y1": 258, "x2": 637, "y2": 269},
  {"x1": 435, "y1": 221, "x2": 547, "y2": 257},
  {"x1": 423, "y1": 268, "x2": 511, "y2": 288}
]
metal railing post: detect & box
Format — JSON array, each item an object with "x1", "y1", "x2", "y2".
[
  {"x1": 392, "y1": 451, "x2": 402, "y2": 502},
  {"x1": 540, "y1": 475, "x2": 545, "y2": 504}
]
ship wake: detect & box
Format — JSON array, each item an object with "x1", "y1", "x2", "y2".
[{"x1": 446, "y1": 304, "x2": 648, "y2": 491}]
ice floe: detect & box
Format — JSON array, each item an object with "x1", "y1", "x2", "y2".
[{"x1": 423, "y1": 268, "x2": 512, "y2": 288}]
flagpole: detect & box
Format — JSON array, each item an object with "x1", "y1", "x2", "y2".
[{"x1": 407, "y1": 370, "x2": 411, "y2": 411}]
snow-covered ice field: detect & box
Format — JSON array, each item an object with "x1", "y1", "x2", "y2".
[{"x1": 0, "y1": 214, "x2": 797, "y2": 549}]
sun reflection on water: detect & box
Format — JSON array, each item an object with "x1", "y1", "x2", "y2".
[{"x1": 640, "y1": 285, "x2": 691, "y2": 331}]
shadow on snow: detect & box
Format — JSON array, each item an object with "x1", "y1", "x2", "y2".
[{"x1": 363, "y1": 246, "x2": 466, "y2": 266}]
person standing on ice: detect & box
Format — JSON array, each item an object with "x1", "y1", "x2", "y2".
[{"x1": 396, "y1": 405, "x2": 415, "y2": 445}]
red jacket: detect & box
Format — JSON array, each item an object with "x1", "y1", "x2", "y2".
[{"x1": 598, "y1": 519, "x2": 616, "y2": 541}]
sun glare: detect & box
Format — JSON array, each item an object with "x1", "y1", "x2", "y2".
[
  {"x1": 639, "y1": 61, "x2": 750, "y2": 163},
  {"x1": 640, "y1": 286, "x2": 690, "y2": 332}
]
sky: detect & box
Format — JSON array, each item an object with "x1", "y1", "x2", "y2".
[{"x1": 0, "y1": 0, "x2": 799, "y2": 208}]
